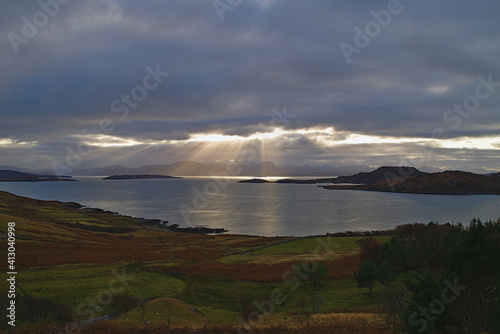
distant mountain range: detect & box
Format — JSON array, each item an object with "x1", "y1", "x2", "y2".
[
  {"x1": 0, "y1": 165, "x2": 53, "y2": 175},
  {"x1": 2, "y1": 162, "x2": 375, "y2": 177},
  {"x1": 69, "y1": 161, "x2": 373, "y2": 177},
  {"x1": 2, "y1": 162, "x2": 497, "y2": 178},
  {"x1": 102, "y1": 175, "x2": 182, "y2": 180}
]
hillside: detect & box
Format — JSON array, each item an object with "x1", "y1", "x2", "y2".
[
  {"x1": 242, "y1": 166, "x2": 427, "y2": 185},
  {"x1": 0, "y1": 191, "x2": 391, "y2": 333},
  {"x1": 331, "y1": 166, "x2": 427, "y2": 184}
]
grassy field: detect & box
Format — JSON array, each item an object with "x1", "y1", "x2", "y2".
[{"x1": 0, "y1": 191, "x2": 393, "y2": 333}]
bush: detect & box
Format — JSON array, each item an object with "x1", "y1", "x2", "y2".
[
  {"x1": 357, "y1": 237, "x2": 382, "y2": 263},
  {"x1": 17, "y1": 296, "x2": 73, "y2": 325},
  {"x1": 108, "y1": 292, "x2": 139, "y2": 315}
]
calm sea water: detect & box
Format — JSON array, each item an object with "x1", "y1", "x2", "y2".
[{"x1": 1, "y1": 176, "x2": 499, "y2": 237}]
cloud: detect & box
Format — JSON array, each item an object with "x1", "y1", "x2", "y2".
[{"x1": 0, "y1": 0, "x2": 499, "y2": 171}]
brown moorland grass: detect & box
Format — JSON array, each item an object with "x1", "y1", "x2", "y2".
[
  {"x1": 223, "y1": 237, "x2": 288, "y2": 248},
  {"x1": 3, "y1": 317, "x2": 393, "y2": 334},
  {"x1": 156, "y1": 253, "x2": 361, "y2": 282},
  {"x1": 173, "y1": 247, "x2": 226, "y2": 261}
]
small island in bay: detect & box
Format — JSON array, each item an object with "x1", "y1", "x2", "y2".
[
  {"x1": 103, "y1": 174, "x2": 182, "y2": 180},
  {"x1": 238, "y1": 178, "x2": 271, "y2": 183}
]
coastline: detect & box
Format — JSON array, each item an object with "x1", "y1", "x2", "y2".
[{"x1": 0, "y1": 190, "x2": 396, "y2": 238}]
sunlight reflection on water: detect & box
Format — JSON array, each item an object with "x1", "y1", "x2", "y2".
[{"x1": 1, "y1": 176, "x2": 499, "y2": 236}]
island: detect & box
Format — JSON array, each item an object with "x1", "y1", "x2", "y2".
[
  {"x1": 0, "y1": 169, "x2": 76, "y2": 182},
  {"x1": 103, "y1": 174, "x2": 182, "y2": 180},
  {"x1": 239, "y1": 166, "x2": 500, "y2": 195},
  {"x1": 238, "y1": 178, "x2": 271, "y2": 183},
  {"x1": 324, "y1": 169, "x2": 500, "y2": 195}
]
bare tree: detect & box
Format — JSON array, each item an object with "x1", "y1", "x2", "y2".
[
  {"x1": 449, "y1": 286, "x2": 499, "y2": 334},
  {"x1": 140, "y1": 297, "x2": 149, "y2": 327},
  {"x1": 379, "y1": 281, "x2": 408, "y2": 330}
]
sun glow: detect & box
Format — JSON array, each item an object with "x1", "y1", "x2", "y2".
[
  {"x1": 77, "y1": 134, "x2": 144, "y2": 147},
  {"x1": 187, "y1": 128, "x2": 287, "y2": 143},
  {"x1": 437, "y1": 136, "x2": 500, "y2": 150},
  {"x1": 68, "y1": 128, "x2": 500, "y2": 152},
  {"x1": 336, "y1": 134, "x2": 427, "y2": 145},
  {"x1": 187, "y1": 133, "x2": 241, "y2": 142},
  {"x1": 0, "y1": 138, "x2": 38, "y2": 147},
  {"x1": 68, "y1": 127, "x2": 500, "y2": 167}
]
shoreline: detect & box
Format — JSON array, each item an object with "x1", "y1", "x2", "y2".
[{"x1": 0, "y1": 190, "x2": 398, "y2": 238}]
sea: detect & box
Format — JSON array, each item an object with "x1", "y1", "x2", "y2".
[{"x1": 1, "y1": 176, "x2": 499, "y2": 237}]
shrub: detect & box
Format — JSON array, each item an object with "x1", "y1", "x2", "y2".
[
  {"x1": 17, "y1": 296, "x2": 73, "y2": 325},
  {"x1": 108, "y1": 292, "x2": 140, "y2": 315}
]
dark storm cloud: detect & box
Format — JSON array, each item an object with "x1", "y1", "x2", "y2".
[{"x1": 1, "y1": 0, "x2": 499, "y2": 170}]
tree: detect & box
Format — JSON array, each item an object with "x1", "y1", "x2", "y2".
[
  {"x1": 446, "y1": 218, "x2": 500, "y2": 333},
  {"x1": 309, "y1": 261, "x2": 329, "y2": 288},
  {"x1": 302, "y1": 261, "x2": 330, "y2": 313},
  {"x1": 357, "y1": 237, "x2": 382, "y2": 263},
  {"x1": 108, "y1": 292, "x2": 139, "y2": 316},
  {"x1": 381, "y1": 237, "x2": 408, "y2": 274},
  {"x1": 377, "y1": 260, "x2": 396, "y2": 285},
  {"x1": 379, "y1": 280, "x2": 408, "y2": 330},
  {"x1": 134, "y1": 287, "x2": 155, "y2": 327},
  {"x1": 402, "y1": 269, "x2": 446, "y2": 334},
  {"x1": 355, "y1": 261, "x2": 378, "y2": 298}
]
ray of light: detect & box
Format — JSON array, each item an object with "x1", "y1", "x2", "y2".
[{"x1": 437, "y1": 136, "x2": 500, "y2": 150}]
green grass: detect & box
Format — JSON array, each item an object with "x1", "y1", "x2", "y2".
[
  {"x1": 19, "y1": 265, "x2": 119, "y2": 281},
  {"x1": 174, "y1": 276, "x2": 379, "y2": 316},
  {"x1": 254, "y1": 236, "x2": 353, "y2": 254},
  {"x1": 115, "y1": 297, "x2": 239, "y2": 327},
  {"x1": 19, "y1": 272, "x2": 186, "y2": 312},
  {"x1": 177, "y1": 278, "x2": 282, "y2": 312},
  {"x1": 200, "y1": 307, "x2": 239, "y2": 323}
]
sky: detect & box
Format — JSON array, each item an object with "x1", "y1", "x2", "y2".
[{"x1": 1, "y1": 0, "x2": 500, "y2": 173}]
